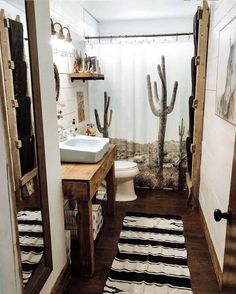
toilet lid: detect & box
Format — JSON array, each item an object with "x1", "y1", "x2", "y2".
[{"x1": 115, "y1": 161, "x2": 137, "y2": 171}]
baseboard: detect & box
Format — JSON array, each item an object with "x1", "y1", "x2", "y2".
[
  {"x1": 50, "y1": 259, "x2": 71, "y2": 294},
  {"x1": 199, "y1": 205, "x2": 223, "y2": 288}
]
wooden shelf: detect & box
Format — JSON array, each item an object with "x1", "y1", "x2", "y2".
[{"x1": 68, "y1": 72, "x2": 105, "y2": 82}]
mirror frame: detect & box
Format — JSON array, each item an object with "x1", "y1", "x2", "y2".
[{"x1": 22, "y1": 1, "x2": 53, "y2": 293}]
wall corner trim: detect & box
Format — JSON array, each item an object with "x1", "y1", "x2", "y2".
[
  {"x1": 199, "y1": 204, "x2": 223, "y2": 289},
  {"x1": 50, "y1": 259, "x2": 71, "y2": 294}
]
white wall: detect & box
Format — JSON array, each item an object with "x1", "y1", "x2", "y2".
[
  {"x1": 0, "y1": 0, "x2": 68, "y2": 293},
  {"x1": 199, "y1": 0, "x2": 236, "y2": 270},
  {"x1": 99, "y1": 17, "x2": 193, "y2": 36},
  {"x1": 50, "y1": 0, "x2": 99, "y2": 38},
  {"x1": 54, "y1": 53, "x2": 89, "y2": 133},
  {"x1": 33, "y1": 1, "x2": 67, "y2": 292},
  {"x1": 49, "y1": 0, "x2": 99, "y2": 134}
]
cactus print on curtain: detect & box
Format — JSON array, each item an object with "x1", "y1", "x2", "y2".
[{"x1": 87, "y1": 38, "x2": 193, "y2": 190}]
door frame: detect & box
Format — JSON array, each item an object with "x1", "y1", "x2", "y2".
[{"x1": 222, "y1": 133, "x2": 236, "y2": 293}]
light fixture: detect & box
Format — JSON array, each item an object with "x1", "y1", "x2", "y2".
[
  {"x1": 63, "y1": 27, "x2": 72, "y2": 43},
  {"x1": 50, "y1": 18, "x2": 56, "y2": 36},
  {"x1": 50, "y1": 18, "x2": 74, "y2": 56},
  {"x1": 50, "y1": 19, "x2": 73, "y2": 43},
  {"x1": 53, "y1": 22, "x2": 65, "y2": 40}
]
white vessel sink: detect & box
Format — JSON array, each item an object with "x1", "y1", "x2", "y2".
[{"x1": 60, "y1": 135, "x2": 109, "y2": 163}]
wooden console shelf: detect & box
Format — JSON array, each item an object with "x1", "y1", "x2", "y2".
[
  {"x1": 68, "y1": 72, "x2": 105, "y2": 82},
  {"x1": 61, "y1": 144, "x2": 116, "y2": 277}
]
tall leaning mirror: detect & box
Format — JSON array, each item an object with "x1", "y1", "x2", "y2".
[{"x1": 0, "y1": 1, "x2": 52, "y2": 293}]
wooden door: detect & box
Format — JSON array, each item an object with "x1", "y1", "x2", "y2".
[{"x1": 221, "y1": 135, "x2": 236, "y2": 293}]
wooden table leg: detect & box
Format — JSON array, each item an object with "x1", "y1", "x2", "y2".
[
  {"x1": 77, "y1": 199, "x2": 95, "y2": 277},
  {"x1": 105, "y1": 163, "x2": 115, "y2": 216}
]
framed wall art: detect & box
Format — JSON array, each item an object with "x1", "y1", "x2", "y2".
[
  {"x1": 216, "y1": 17, "x2": 236, "y2": 125},
  {"x1": 77, "y1": 91, "x2": 85, "y2": 122}
]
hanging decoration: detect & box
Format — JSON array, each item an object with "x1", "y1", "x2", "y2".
[{"x1": 53, "y1": 62, "x2": 60, "y2": 101}]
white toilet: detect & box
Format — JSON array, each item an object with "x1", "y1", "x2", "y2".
[{"x1": 115, "y1": 160, "x2": 139, "y2": 201}]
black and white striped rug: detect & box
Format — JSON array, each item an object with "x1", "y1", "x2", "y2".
[
  {"x1": 17, "y1": 209, "x2": 44, "y2": 286},
  {"x1": 103, "y1": 212, "x2": 192, "y2": 294}
]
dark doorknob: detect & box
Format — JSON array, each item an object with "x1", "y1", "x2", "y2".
[{"x1": 214, "y1": 209, "x2": 232, "y2": 224}]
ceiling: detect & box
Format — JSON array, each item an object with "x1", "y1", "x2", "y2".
[{"x1": 77, "y1": 0, "x2": 204, "y2": 22}]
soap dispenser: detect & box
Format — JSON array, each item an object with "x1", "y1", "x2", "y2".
[{"x1": 70, "y1": 118, "x2": 77, "y2": 136}]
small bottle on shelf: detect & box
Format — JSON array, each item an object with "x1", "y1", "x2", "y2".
[{"x1": 70, "y1": 118, "x2": 77, "y2": 136}]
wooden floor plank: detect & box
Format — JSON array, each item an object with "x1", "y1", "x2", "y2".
[{"x1": 64, "y1": 188, "x2": 220, "y2": 294}]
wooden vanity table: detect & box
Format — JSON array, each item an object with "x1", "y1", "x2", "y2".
[{"x1": 61, "y1": 144, "x2": 116, "y2": 277}]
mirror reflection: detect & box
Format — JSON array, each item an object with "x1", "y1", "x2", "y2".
[
  {"x1": 8, "y1": 14, "x2": 44, "y2": 288},
  {"x1": 0, "y1": 3, "x2": 52, "y2": 291}
]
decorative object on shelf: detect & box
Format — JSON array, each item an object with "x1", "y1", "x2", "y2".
[
  {"x1": 147, "y1": 55, "x2": 178, "y2": 171},
  {"x1": 84, "y1": 54, "x2": 91, "y2": 72},
  {"x1": 73, "y1": 50, "x2": 82, "y2": 73},
  {"x1": 70, "y1": 52, "x2": 103, "y2": 81},
  {"x1": 90, "y1": 56, "x2": 97, "y2": 72},
  {"x1": 94, "y1": 91, "x2": 113, "y2": 138},
  {"x1": 82, "y1": 54, "x2": 98, "y2": 72},
  {"x1": 72, "y1": 52, "x2": 101, "y2": 74},
  {"x1": 86, "y1": 123, "x2": 96, "y2": 136},
  {"x1": 96, "y1": 59, "x2": 101, "y2": 74},
  {"x1": 54, "y1": 62, "x2": 60, "y2": 101},
  {"x1": 216, "y1": 18, "x2": 236, "y2": 126}
]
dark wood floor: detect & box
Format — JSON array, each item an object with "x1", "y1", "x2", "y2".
[{"x1": 64, "y1": 188, "x2": 220, "y2": 294}]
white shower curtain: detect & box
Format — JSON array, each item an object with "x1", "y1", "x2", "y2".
[{"x1": 86, "y1": 38, "x2": 193, "y2": 189}]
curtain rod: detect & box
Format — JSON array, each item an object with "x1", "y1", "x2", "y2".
[{"x1": 85, "y1": 32, "x2": 193, "y2": 40}]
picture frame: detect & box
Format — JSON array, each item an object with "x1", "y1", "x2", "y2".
[
  {"x1": 215, "y1": 17, "x2": 236, "y2": 125},
  {"x1": 76, "y1": 91, "x2": 85, "y2": 122}
]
